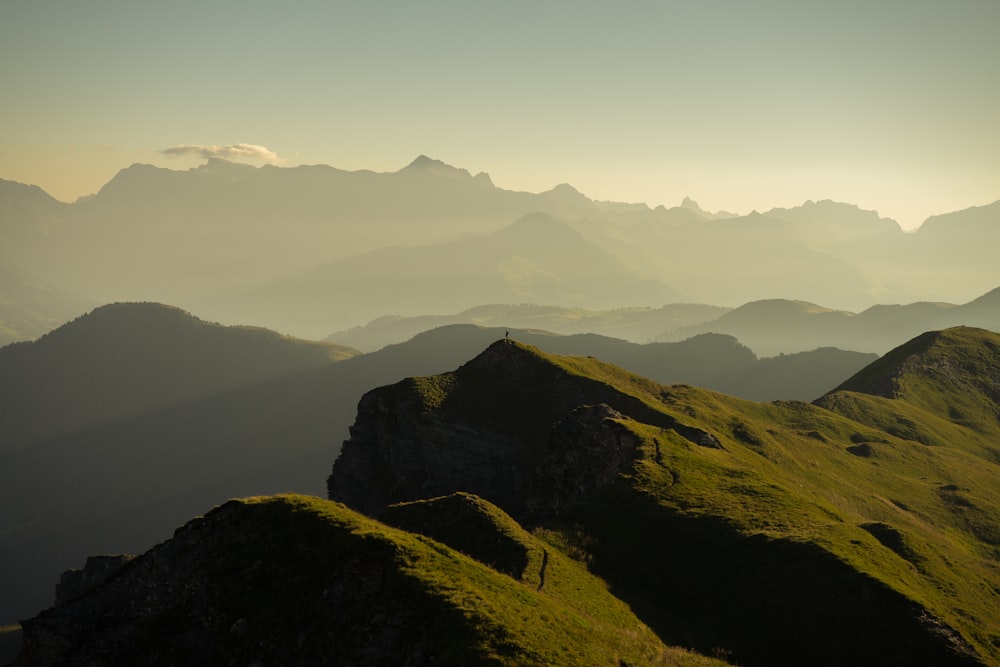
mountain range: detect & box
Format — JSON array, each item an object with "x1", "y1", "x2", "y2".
[
  {"x1": 0, "y1": 302, "x2": 877, "y2": 628},
  {"x1": 659, "y1": 286, "x2": 1000, "y2": 356},
  {"x1": 323, "y1": 328, "x2": 1000, "y2": 665},
  {"x1": 1, "y1": 156, "x2": 997, "y2": 339},
  {"x1": 11, "y1": 325, "x2": 1000, "y2": 665},
  {"x1": 325, "y1": 287, "x2": 1000, "y2": 356}
]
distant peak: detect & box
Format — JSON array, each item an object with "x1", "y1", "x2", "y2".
[
  {"x1": 680, "y1": 196, "x2": 703, "y2": 212},
  {"x1": 400, "y1": 155, "x2": 473, "y2": 180},
  {"x1": 405, "y1": 154, "x2": 443, "y2": 169},
  {"x1": 549, "y1": 182, "x2": 581, "y2": 194}
]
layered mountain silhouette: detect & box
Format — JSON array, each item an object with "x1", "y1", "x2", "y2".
[
  {"x1": 0, "y1": 261, "x2": 93, "y2": 347},
  {"x1": 324, "y1": 287, "x2": 1000, "y2": 357},
  {"x1": 231, "y1": 213, "x2": 686, "y2": 336},
  {"x1": 2, "y1": 157, "x2": 997, "y2": 340},
  {"x1": 14, "y1": 326, "x2": 1000, "y2": 664},
  {"x1": 0, "y1": 303, "x2": 873, "y2": 627},
  {"x1": 325, "y1": 302, "x2": 731, "y2": 352},
  {"x1": 661, "y1": 287, "x2": 1000, "y2": 355},
  {"x1": 0, "y1": 302, "x2": 357, "y2": 448}
]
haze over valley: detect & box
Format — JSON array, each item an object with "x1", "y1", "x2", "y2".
[
  {"x1": 3, "y1": 1, "x2": 1000, "y2": 664},
  {"x1": 2, "y1": 156, "x2": 998, "y2": 343}
]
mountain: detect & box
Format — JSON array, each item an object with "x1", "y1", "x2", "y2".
[
  {"x1": 834, "y1": 201, "x2": 1000, "y2": 305},
  {"x1": 0, "y1": 157, "x2": 613, "y2": 322},
  {"x1": 326, "y1": 302, "x2": 731, "y2": 352},
  {"x1": 817, "y1": 326, "x2": 1000, "y2": 461},
  {"x1": 0, "y1": 180, "x2": 68, "y2": 265},
  {"x1": 4, "y1": 157, "x2": 997, "y2": 340},
  {"x1": 328, "y1": 332, "x2": 1000, "y2": 665},
  {"x1": 226, "y1": 213, "x2": 686, "y2": 338},
  {"x1": 575, "y1": 210, "x2": 880, "y2": 311},
  {"x1": 16, "y1": 494, "x2": 724, "y2": 666},
  {"x1": 0, "y1": 312, "x2": 873, "y2": 628},
  {"x1": 0, "y1": 262, "x2": 93, "y2": 347},
  {"x1": 0, "y1": 302, "x2": 357, "y2": 449},
  {"x1": 764, "y1": 198, "x2": 902, "y2": 248},
  {"x1": 661, "y1": 288, "x2": 1000, "y2": 355}
]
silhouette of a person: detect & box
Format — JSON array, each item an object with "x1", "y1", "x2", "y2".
[{"x1": 505, "y1": 330, "x2": 509, "y2": 341}]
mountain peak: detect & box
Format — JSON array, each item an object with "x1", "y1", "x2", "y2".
[
  {"x1": 400, "y1": 155, "x2": 473, "y2": 180},
  {"x1": 825, "y1": 326, "x2": 1000, "y2": 429}
]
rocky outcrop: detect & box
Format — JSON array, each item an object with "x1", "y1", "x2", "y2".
[
  {"x1": 526, "y1": 404, "x2": 640, "y2": 521},
  {"x1": 328, "y1": 340, "x2": 719, "y2": 520},
  {"x1": 54, "y1": 554, "x2": 134, "y2": 607}
]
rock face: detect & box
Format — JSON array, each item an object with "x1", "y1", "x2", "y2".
[
  {"x1": 527, "y1": 404, "x2": 640, "y2": 521},
  {"x1": 328, "y1": 336, "x2": 998, "y2": 666},
  {"x1": 54, "y1": 554, "x2": 134, "y2": 607},
  {"x1": 328, "y1": 340, "x2": 715, "y2": 519}
]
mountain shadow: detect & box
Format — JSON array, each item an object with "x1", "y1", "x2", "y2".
[
  {"x1": 329, "y1": 333, "x2": 1000, "y2": 665},
  {"x1": 14, "y1": 494, "x2": 726, "y2": 667},
  {"x1": 0, "y1": 302, "x2": 357, "y2": 449},
  {"x1": 0, "y1": 311, "x2": 874, "y2": 627}
]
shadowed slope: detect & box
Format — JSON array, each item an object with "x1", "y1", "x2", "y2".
[
  {"x1": 15, "y1": 494, "x2": 721, "y2": 667},
  {"x1": 330, "y1": 336, "x2": 1000, "y2": 665},
  {"x1": 0, "y1": 302, "x2": 357, "y2": 449}
]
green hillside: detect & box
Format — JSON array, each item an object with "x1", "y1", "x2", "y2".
[
  {"x1": 819, "y1": 327, "x2": 1000, "y2": 460},
  {"x1": 330, "y1": 333, "x2": 1000, "y2": 665},
  {"x1": 16, "y1": 494, "x2": 725, "y2": 667}
]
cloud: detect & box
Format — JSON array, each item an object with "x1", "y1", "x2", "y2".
[{"x1": 161, "y1": 143, "x2": 284, "y2": 164}]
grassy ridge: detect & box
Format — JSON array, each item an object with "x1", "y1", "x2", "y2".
[
  {"x1": 19, "y1": 494, "x2": 727, "y2": 666},
  {"x1": 366, "y1": 335, "x2": 1000, "y2": 664}
]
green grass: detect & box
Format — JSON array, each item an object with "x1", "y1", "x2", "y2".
[
  {"x1": 237, "y1": 494, "x2": 726, "y2": 667},
  {"x1": 374, "y1": 334, "x2": 1000, "y2": 664},
  {"x1": 26, "y1": 493, "x2": 726, "y2": 666}
]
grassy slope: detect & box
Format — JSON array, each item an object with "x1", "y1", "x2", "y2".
[
  {"x1": 394, "y1": 339, "x2": 1000, "y2": 664},
  {"x1": 20, "y1": 494, "x2": 726, "y2": 667}
]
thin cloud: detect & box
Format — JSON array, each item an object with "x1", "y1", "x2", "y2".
[{"x1": 161, "y1": 143, "x2": 284, "y2": 164}]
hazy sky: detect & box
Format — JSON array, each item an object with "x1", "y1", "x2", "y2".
[{"x1": 1, "y1": 0, "x2": 997, "y2": 230}]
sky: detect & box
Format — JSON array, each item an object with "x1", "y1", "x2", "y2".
[{"x1": 1, "y1": 0, "x2": 997, "y2": 231}]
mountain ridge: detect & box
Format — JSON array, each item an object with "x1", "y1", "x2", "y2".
[
  {"x1": 2, "y1": 156, "x2": 997, "y2": 339},
  {"x1": 16, "y1": 493, "x2": 714, "y2": 666},
  {"x1": 326, "y1": 329, "x2": 1000, "y2": 664}
]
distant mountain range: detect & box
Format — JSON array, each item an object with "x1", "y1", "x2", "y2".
[
  {"x1": 324, "y1": 287, "x2": 1000, "y2": 357},
  {"x1": 1, "y1": 156, "x2": 997, "y2": 339},
  {"x1": 220, "y1": 212, "x2": 685, "y2": 336},
  {"x1": 0, "y1": 302, "x2": 875, "y2": 627},
  {"x1": 15, "y1": 325, "x2": 1000, "y2": 664},
  {"x1": 659, "y1": 286, "x2": 1000, "y2": 355}
]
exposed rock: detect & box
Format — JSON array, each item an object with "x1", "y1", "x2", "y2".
[
  {"x1": 54, "y1": 554, "x2": 135, "y2": 607},
  {"x1": 526, "y1": 404, "x2": 640, "y2": 521},
  {"x1": 328, "y1": 340, "x2": 724, "y2": 519}
]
